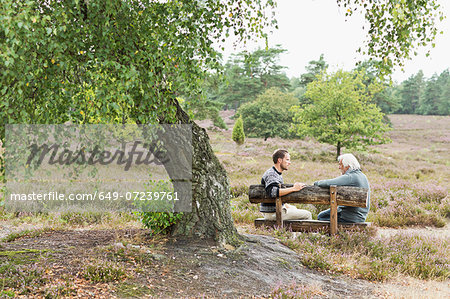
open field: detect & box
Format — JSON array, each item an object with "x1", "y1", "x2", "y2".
[{"x1": 0, "y1": 113, "x2": 449, "y2": 298}]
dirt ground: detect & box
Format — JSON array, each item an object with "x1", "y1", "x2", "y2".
[
  {"x1": 0, "y1": 228, "x2": 372, "y2": 298},
  {"x1": 1, "y1": 226, "x2": 449, "y2": 298}
]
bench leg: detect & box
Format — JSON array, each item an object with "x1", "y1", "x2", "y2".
[
  {"x1": 276, "y1": 197, "x2": 282, "y2": 228},
  {"x1": 330, "y1": 185, "x2": 337, "y2": 235}
]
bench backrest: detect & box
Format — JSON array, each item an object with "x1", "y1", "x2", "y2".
[{"x1": 248, "y1": 184, "x2": 368, "y2": 207}]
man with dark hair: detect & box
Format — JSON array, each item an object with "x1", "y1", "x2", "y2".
[{"x1": 260, "y1": 149, "x2": 312, "y2": 220}]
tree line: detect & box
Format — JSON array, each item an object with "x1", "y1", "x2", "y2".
[
  {"x1": 395, "y1": 70, "x2": 450, "y2": 115},
  {"x1": 196, "y1": 48, "x2": 449, "y2": 117},
  {"x1": 189, "y1": 47, "x2": 448, "y2": 157}
]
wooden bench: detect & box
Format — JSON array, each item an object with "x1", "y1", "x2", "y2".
[{"x1": 248, "y1": 184, "x2": 371, "y2": 234}]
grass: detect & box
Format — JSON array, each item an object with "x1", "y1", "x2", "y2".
[
  {"x1": 115, "y1": 281, "x2": 154, "y2": 298},
  {"x1": 0, "y1": 210, "x2": 140, "y2": 230},
  {"x1": 98, "y1": 244, "x2": 155, "y2": 266},
  {"x1": 1, "y1": 227, "x2": 55, "y2": 242}
]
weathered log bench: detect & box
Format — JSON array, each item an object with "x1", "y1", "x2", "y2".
[{"x1": 248, "y1": 184, "x2": 371, "y2": 234}]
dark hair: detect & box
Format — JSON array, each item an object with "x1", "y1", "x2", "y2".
[{"x1": 272, "y1": 149, "x2": 288, "y2": 164}]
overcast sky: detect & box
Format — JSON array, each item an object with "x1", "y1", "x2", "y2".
[{"x1": 222, "y1": 0, "x2": 450, "y2": 83}]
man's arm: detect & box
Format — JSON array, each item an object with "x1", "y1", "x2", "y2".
[
  {"x1": 279, "y1": 182, "x2": 305, "y2": 196},
  {"x1": 314, "y1": 174, "x2": 352, "y2": 187},
  {"x1": 266, "y1": 182, "x2": 305, "y2": 198}
]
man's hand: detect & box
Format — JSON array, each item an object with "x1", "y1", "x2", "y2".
[
  {"x1": 293, "y1": 182, "x2": 306, "y2": 191},
  {"x1": 279, "y1": 182, "x2": 307, "y2": 196}
]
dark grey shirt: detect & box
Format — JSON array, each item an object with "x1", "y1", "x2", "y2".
[
  {"x1": 314, "y1": 169, "x2": 370, "y2": 222},
  {"x1": 260, "y1": 166, "x2": 282, "y2": 213}
]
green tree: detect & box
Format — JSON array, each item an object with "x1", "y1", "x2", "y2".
[
  {"x1": 0, "y1": 0, "x2": 277, "y2": 245},
  {"x1": 398, "y1": 71, "x2": 425, "y2": 114},
  {"x1": 418, "y1": 73, "x2": 442, "y2": 115},
  {"x1": 438, "y1": 70, "x2": 450, "y2": 115},
  {"x1": 213, "y1": 46, "x2": 290, "y2": 109},
  {"x1": 418, "y1": 70, "x2": 450, "y2": 115},
  {"x1": 299, "y1": 54, "x2": 329, "y2": 87},
  {"x1": 181, "y1": 96, "x2": 227, "y2": 130},
  {"x1": 293, "y1": 54, "x2": 329, "y2": 106},
  {"x1": 338, "y1": 0, "x2": 444, "y2": 76},
  {"x1": 239, "y1": 88, "x2": 298, "y2": 140},
  {"x1": 290, "y1": 70, "x2": 391, "y2": 158},
  {"x1": 354, "y1": 60, "x2": 401, "y2": 114},
  {"x1": 232, "y1": 116, "x2": 245, "y2": 145},
  {"x1": 288, "y1": 76, "x2": 306, "y2": 102}
]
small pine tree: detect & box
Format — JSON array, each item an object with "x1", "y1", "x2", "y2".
[{"x1": 232, "y1": 116, "x2": 245, "y2": 145}]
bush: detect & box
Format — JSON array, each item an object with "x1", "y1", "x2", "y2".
[
  {"x1": 239, "y1": 88, "x2": 298, "y2": 139},
  {"x1": 232, "y1": 116, "x2": 245, "y2": 145},
  {"x1": 135, "y1": 180, "x2": 184, "y2": 235},
  {"x1": 140, "y1": 212, "x2": 183, "y2": 235},
  {"x1": 83, "y1": 262, "x2": 126, "y2": 283}
]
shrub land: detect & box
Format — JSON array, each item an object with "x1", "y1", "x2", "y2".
[
  {"x1": 217, "y1": 114, "x2": 449, "y2": 230},
  {"x1": 216, "y1": 114, "x2": 449, "y2": 282},
  {"x1": 0, "y1": 115, "x2": 448, "y2": 296}
]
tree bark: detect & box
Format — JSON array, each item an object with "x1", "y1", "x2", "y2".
[
  {"x1": 161, "y1": 100, "x2": 241, "y2": 246},
  {"x1": 337, "y1": 141, "x2": 341, "y2": 159}
]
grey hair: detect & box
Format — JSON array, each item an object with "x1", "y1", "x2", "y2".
[{"x1": 338, "y1": 153, "x2": 360, "y2": 170}]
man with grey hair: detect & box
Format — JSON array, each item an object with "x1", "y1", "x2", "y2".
[{"x1": 314, "y1": 153, "x2": 370, "y2": 223}]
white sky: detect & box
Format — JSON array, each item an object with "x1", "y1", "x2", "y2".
[{"x1": 221, "y1": 0, "x2": 450, "y2": 83}]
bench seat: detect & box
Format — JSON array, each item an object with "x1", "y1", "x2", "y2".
[{"x1": 255, "y1": 218, "x2": 371, "y2": 233}]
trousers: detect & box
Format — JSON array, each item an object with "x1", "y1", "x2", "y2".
[
  {"x1": 317, "y1": 208, "x2": 359, "y2": 223},
  {"x1": 262, "y1": 204, "x2": 312, "y2": 220}
]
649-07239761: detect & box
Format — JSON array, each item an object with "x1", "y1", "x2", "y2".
[{"x1": 98, "y1": 191, "x2": 179, "y2": 201}]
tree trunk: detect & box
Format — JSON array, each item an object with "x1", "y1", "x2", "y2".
[
  {"x1": 161, "y1": 99, "x2": 241, "y2": 246},
  {"x1": 336, "y1": 141, "x2": 341, "y2": 159}
]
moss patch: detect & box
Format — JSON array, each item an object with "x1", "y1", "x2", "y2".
[{"x1": 115, "y1": 281, "x2": 155, "y2": 298}]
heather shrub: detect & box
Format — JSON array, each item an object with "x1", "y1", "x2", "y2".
[
  {"x1": 412, "y1": 183, "x2": 447, "y2": 203},
  {"x1": 373, "y1": 199, "x2": 446, "y2": 228},
  {"x1": 231, "y1": 206, "x2": 260, "y2": 224},
  {"x1": 82, "y1": 262, "x2": 126, "y2": 283},
  {"x1": 370, "y1": 181, "x2": 448, "y2": 227},
  {"x1": 60, "y1": 211, "x2": 111, "y2": 225},
  {"x1": 230, "y1": 184, "x2": 249, "y2": 197},
  {"x1": 276, "y1": 230, "x2": 449, "y2": 282},
  {"x1": 0, "y1": 263, "x2": 46, "y2": 295},
  {"x1": 270, "y1": 281, "x2": 323, "y2": 299},
  {"x1": 439, "y1": 196, "x2": 450, "y2": 218},
  {"x1": 230, "y1": 194, "x2": 260, "y2": 224}
]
